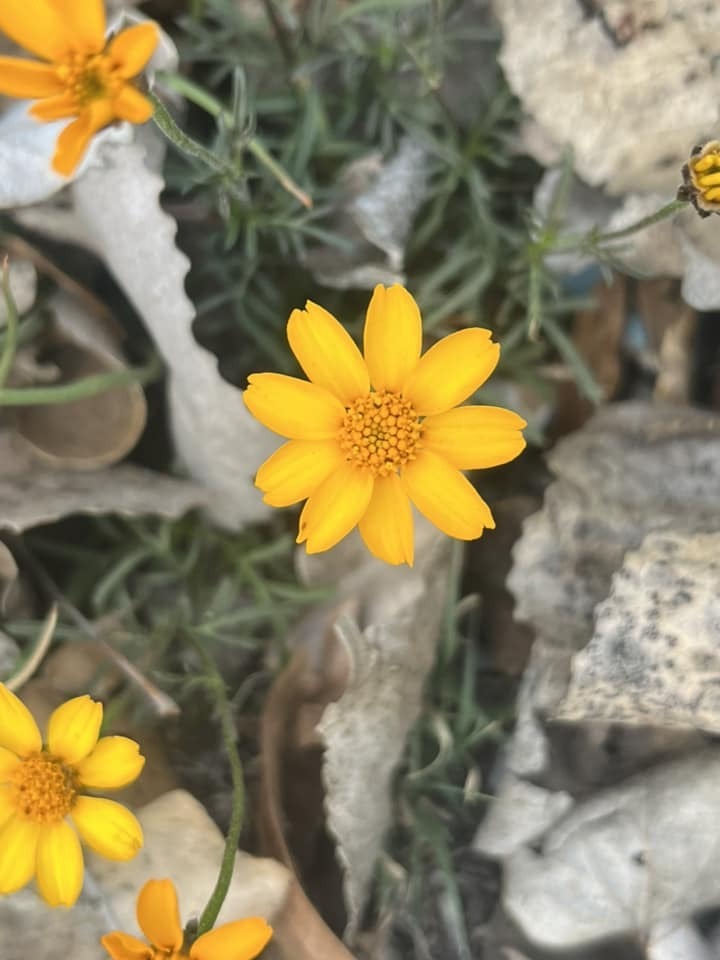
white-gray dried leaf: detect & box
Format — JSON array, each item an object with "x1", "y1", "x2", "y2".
[
  {"x1": 305, "y1": 139, "x2": 428, "y2": 289},
  {"x1": 504, "y1": 750, "x2": 720, "y2": 949},
  {"x1": 473, "y1": 772, "x2": 573, "y2": 859},
  {"x1": 0, "y1": 445, "x2": 206, "y2": 533},
  {"x1": 310, "y1": 523, "x2": 452, "y2": 939},
  {"x1": 69, "y1": 141, "x2": 276, "y2": 527}
]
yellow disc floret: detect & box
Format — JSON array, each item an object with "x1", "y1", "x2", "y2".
[
  {"x1": 339, "y1": 391, "x2": 422, "y2": 476},
  {"x1": 57, "y1": 52, "x2": 122, "y2": 108},
  {"x1": 10, "y1": 752, "x2": 78, "y2": 823}
]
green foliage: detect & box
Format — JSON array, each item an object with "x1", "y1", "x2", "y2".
[
  {"x1": 11, "y1": 515, "x2": 326, "y2": 686},
  {"x1": 158, "y1": 0, "x2": 608, "y2": 401}
]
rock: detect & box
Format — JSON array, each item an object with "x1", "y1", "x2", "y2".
[{"x1": 558, "y1": 531, "x2": 720, "y2": 733}]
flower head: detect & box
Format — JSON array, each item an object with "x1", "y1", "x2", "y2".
[
  {"x1": 243, "y1": 284, "x2": 526, "y2": 566},
  {"x1": 101, "y1": 878, "x2": 273, "y2": 960},
  {"x1": 0, "y1": 0, "x2": 159, "y2": 176},
  {"x1": 678, "y1": 140, "x2": 720, "y2": 217},
  {"x1": 0, "y1": 683, "x2": 145, "y2": 907}
]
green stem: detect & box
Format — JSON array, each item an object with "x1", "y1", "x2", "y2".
[
  {"x1": 595, "y1": 198, "x2": 688, "y2": 244},
  {"x1": 0, "y1": 355, "x2": 162, "y2": 407},
  {"x1": 153, "y1": 78, "x2": 312, "y2": 209},
  {"x1": 192, "y1": 640, "x2": 245, "y2": 937},
  {"x1": 0, "y1": 259, "x2": 19, "y2": 389},
  {"x1": 150, "y1": 93, "x2": 236, "y2": 184}
]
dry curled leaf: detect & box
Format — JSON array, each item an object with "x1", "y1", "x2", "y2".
[
  {"x1": 303, "y1": 523, "x2": 452, "y2": 939},
  {"x1": 0, "y1": 430, "x2": 206, "y2": 533},
  {"x1": 11, "y1": 293, "x2": 147, "y2": 469},
  {"x1": 67, "y1": 140, "x2": 277, "y2": 527}
]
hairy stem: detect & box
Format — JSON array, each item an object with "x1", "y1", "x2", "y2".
[{"x1": 192, "y1": 641, "x2": 246, "y2": 937}]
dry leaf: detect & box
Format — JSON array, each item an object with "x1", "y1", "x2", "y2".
[
  {"x1": 308, "y1": 524, "x2": 452, "y2": 939},
  {"x1": 0, "y1": 257, "x2": 37, "y2": 323},
  {"x1": 635, "y1": 278, "x2": 696, "y2": 404},
  {"x1": 11, "y1": 293, "x2": 147, "y2": 469},
  {"x1": 68, "y1": 140, "x2": 277, "y2": 527},
  {"x1": 0, "y1": 431, "x2": 206, "y2": 533},
  {"x1": 503, "y1": 750, "x2": 720, "y2": 949},
  {"x1": 258, "y1": 632, "x2": 350, "y2": 935},
  {"x1": 304, "y1": 138, "x2": 428, "y2": 289},
  {"x1": 557, "y1": 531, "x2": 720, "y2": 732},
  {"x1": 473, "y1": 772, "x2": 573, "y2": 859}
]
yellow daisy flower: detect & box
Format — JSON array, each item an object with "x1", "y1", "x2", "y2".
[
  {"x1": 0, "y1": 0, "x2": 158, "y2": 176},
  {"x1": 0, "y1": 683, "x2": 145, "y2": 907},
  {"x1": 101, "y1": 878, "x2": 273, "y2": 960},
  {"x1": 243, "y1": 284, "x2": 527, "y2": 566}
]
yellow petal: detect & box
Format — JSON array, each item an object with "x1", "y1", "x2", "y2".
[
  {"x1": 35, "y1": 819, "x2": 84, "y2": 907},
  {"x1": 30, "y1": 92, "x2": 78, "y2": 121},
  {"x1": 0, "y1": 746, "x2": 20, "y2": 782},
  {"x1": 63, "y1": 0, "x2": 106, "y2": 52},
  {"x1": 136, "y1": 879, "x2": 183, "y2": 951},
  {"x1": 243, "y1": 373, "x2": 345, "y2": 440},
  {"x1": 0, "y1": 0, "x2": 71, "y2": 61},
  {"x1": 75, "y1": 736, "x2": 145, "y2": 790},
  {"x1": 47, "y1": 694, "x2": 103, "y2": 765},
  {"x1": 287, "y1": 301, "x2": 369, "y2": 403},
  {"x1": 113, "y1": 85, "x2": 154, "y2": 124},
  {"x1": 108, "y1": 23, "x2": 160, "y2": 78},
  {"x1": 296, "y1": 463, "x2": 373, "y2": 553},
  {"x1": 358, "y1": 473, "x2": 414, "y2": 566},
  {"x1": 0, "y1": 57, "x2": 64, "y2": 97},
  {"x1": 401, "y1": 449, "x2": 495, "y2": 540},
  {"x1": 0, "y1": 815, "x2": 40, "y2": 894},
  {"x1": 0, "y1": 785, "x2": 16, "y2": 828},
  {"x1": 190, "y1": 918, "x2": 273, "y2": 960},
  {"x1": 71, "y1": 797, "x2": 143, "y2": 861},
  {"x1": 363, "y1": 284, "x2": 422, "y2": 392},
  {"x1": 0, "y1": 684, "x2": 41, "y2": 757},
  {"x1": 421, "y1": 405, "x2": 527, "y2": 470},
  {"x1": 403, "y1": 329, "x2": 500, "y2": 416},
  {"x1": 256, "y1": 439, "x2": 344, "y2": 507},
  {"x1": 101, "y1": 932, "x2": 153, "y2": 960},
  {"x1": 52, "y1": 101, "x2": 114, "y2": 176}
]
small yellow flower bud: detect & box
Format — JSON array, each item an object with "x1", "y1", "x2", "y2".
[{"x1": 678, "y1": 140, "x2": 720, "y2": 217}]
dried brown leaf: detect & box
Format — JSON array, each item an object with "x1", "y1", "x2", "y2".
[{"x1": 12, "y1": 293, "x2": 147, "y2": 468}]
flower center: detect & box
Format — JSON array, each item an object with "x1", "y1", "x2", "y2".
[
  {"x1": 10, "y1": 752, "x2": 78, "y2": 823},
  {"x1": 57, "y1": 51, "x2": 120, "y2": 107},
  {"x1": 339, "y1": 391, "x2": 422, "y2": 477},
  {"x1": 690, "y1": 147, "x2": 720, "y2": 204}
]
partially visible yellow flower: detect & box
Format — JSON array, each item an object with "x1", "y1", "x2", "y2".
[
  {"x1": 243, "y1": 284, "x2": 527, "y2": 566},
  {"x1": 0, "y1": 0, "x2": 158, "y2": 176},
  {"x1": 678, "y1": 140, "x2": 720, "y2": 217},
  {"x1": 0, "y1": 683, "x2": 144, "y2": 907},
  {"x1": 101, "y1": 878, "x2": 273, "y2": 960}
]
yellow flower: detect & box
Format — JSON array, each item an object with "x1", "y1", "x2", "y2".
[
  {"x1": 243, "y1": 284, "x2": 527, "y2": 566},
  {"x1": 0, "y1": 0, "x2": 158, "y2": 176},
  {"x1": 101, "y1": 878, "x2": 273, "y2": 960},
  {"x1": 678, "y1": 140, "x2": 720, "y2": 217},
  {"x1": 0, "y1": 683, "x2": 145, "y2": 907}
]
